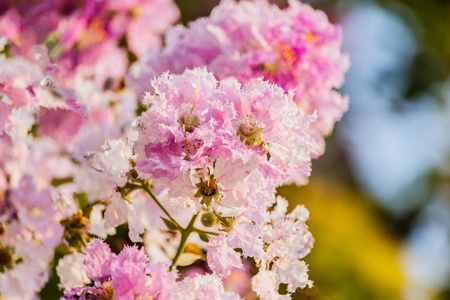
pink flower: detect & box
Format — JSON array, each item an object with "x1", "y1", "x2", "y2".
[
  {"x1": 207, "y1": 234, "x2": 243, "y2": 276},
  {"x1": 112, "y1": 264, "x2": 149, "y2": 299},
  {"x1": 0, "y1": 240, "x2": 55, "y2": 300},
  {"x1": 130, "y1": 0, "x2": 348, "y2": 159},
  {"x1": 70, "y1": 240, "x2": 179, "y2": 299},
  {"x1": 250, "y1": 196, "x2": 314, "y2": 296},
  {"x1": 0, "y1": 102, "x2": 13, "y2": 132},
  {"x1": 134, "y1": 68, "x2": 317, "y2": 189},
  {"x1": 126, "y1": 0, "x2": 180, "y2": 57},
  {"x1": 83, "y1": 238, "x2": 117, "y2": 283},
  {"x1": 0, "y1": 0, "x2": 179, "y2": 86},
  {"x1": 134, "y1": 68, "x2": 250, "y2": 181},
  {"x1": 65, "y1": 98, "x2": 88, "y2": 119},
  {"x1": 112, "y1": 246, "x2": 150, "y2": 299},
  {"x1": 148, "y1": 261, "x2": 178, "y2": 299},
  {"x1": 6, "y1": 174, "x2": 64, "y2": 248},
  {"x1": 38, "y1": 108, "x2": 86, "y2": 145},
  {"x1": 177, "y1": 274, "x2": 242, "y2": 300},
  {"x1": 227, "y1": 219, "x2": 263, "y2": 258}
]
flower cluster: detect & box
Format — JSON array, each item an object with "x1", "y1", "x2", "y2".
[
  {"x1": 1, "y1": 0, "x2": 178, "y2": 85},
  {"x1": 0, "y1": 0, "x2": 348, "y2": 299},
  {"x1": 129, "y1": 0, "x2": 349, "y2": 155},
  {"x1": 0, "y1": 0, "x2": 179, "y2": 298},
  {"x1": 134, "y1": 68, "x2": 317, "y2": 188},
  {"x1": 61, "y1": 239, "x2": 241, "y2": 300}
]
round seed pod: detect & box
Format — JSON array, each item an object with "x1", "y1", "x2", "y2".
[{"x1": 200, "y1": 212, "x2": 217, "y2": 228}]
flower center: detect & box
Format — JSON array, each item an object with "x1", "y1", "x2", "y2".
[
  {"x1": 238, "y1": 115, "x2": 265, "y2": 146},
  {"x1": 178, "y1": 87, "x2": 199, "y2": 132},
  {"x1": 194, "y1": 177, "x2": 220, "y2": 207},
  {"x1": 276, "y1": 42, "x2": 297, "y2": 67},
  {"x1": 60, "y1": 211, "x2": 90, "y2": 250},
  {"x1": 0, "y1": 246, "x2": 13, "y2": 269},
  {"x1": 182, "y1": 138, "x2": 203, "y2": 156},
  {"x1": 201, "y1": 178, "x2": 218, "y2": 197},
  {"x1": 260, "y1": 42, "x2": 299, "y2": 75},
  {"x1": 178, "y1": 114, "x2": 199, "y2": 132}
]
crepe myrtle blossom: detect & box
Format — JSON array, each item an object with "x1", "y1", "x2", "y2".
[
  {"x1": 201, "y1": 196, "x2": 313, "y2": 299},
  {"x1": 62, "y1": 239, "x2": 242, "y2": 300},
  {"x1": 0, "y1": 176, "x2": 64, "y2": 299},
  {"x1": 123, "y1": 67, "x2": 317, "y2": 298},
  {"x1": 0, "y1": 0, "x2": 179, "y2": 85},
  {"x1": 103, "y1": 191, "x2": 146, "y2": 243},
  {"x1": 0, "y1": 41, "x2": 139, "y2": 296},
  {"x1": 129, "y1": 0, "x2": 348, "y2": 156},
  {"x1": 134, "y1": 67, "x2": 317, "y2": 192},
  {"x1": 206, "y1": 217, "x2": 264, "y2": 277},
  {"x1": 0, "y1": 0, "x2": 346, "y2": 297},
  {"x1": 0, "y1": 44, "x2": 66, "y2": 138},
  {"x1": 62, "y1": 239, "x2": 152, "y2": 299},
  {"x1": 0, "y1": 240, "x2": 54, "y2": 300},
  {"x1": 252, "y1": 196, "x2": 314, "y2": 299},
  {"x1": 0, "y1": 41, "x2": 85, "y2": 142},
  {"x1": 0, "y1": 175, "x2": 65, "y2": 248},
  {"x1": 56, "y1": 252, "x2": 91, "y2": 290},
  {"x1": 130, "y1": 66, "x2": 316, "y2": 254},
  {"x1": 0, "y1": 138, "x2": 78, "y2": 300}
]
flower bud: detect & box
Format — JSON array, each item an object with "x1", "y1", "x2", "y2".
[{"x1": 200, "y1": 212, "x2": 217, "y2": 228}]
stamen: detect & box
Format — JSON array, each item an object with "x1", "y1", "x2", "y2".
[
  {"x1": 182, "y1": 124, "x2": 189, "y2": 150},
  {"x1": 305, "y1": 30, "x2": 320, "y2": 44},
  {"x1": 273, "y1": 258, "x2": 307, "y2": 269},
  {"x1": 241, "y1": 103, "x2": 248, "y2": 125},
  {"x1": 190, "y1": 88, "x2": 198, "y2": 114},
  {"x1": 263, "y1": 222, "x2": 274, "y2": 232},
  {"x1": 122, "y1": 139, "x2": 129, "y2": 160}
]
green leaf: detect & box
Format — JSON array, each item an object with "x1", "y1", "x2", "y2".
[
  {"x1": 161, "y1": 217, "x2": 178, "y2": 231},
  {"x1": 198, "y1": 233, "x2": 210, "y2": 243},
  {"x1": 195, "y1": 181, "x2": 204, "y2": 188},
  {"x1": 73, "y1": 192, "x2": 88, "y2": 210},
  {"x1": 15, "y1": 257, "x2": 24, "y2": 265},
  {"x1": 51, "y1": 177, "x2": 73, "y2": 187},
  {"x1": 201, "y1": 196, "x2": 212, "y2": 207},
  {"x1": 194, "y1": 189, "x2": 203, "y2": 198}
]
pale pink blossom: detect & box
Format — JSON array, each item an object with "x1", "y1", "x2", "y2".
[
  {"x1": 56, "y1": 252, "x2": 91, "y2": 290},
  {"x1": 251, "y1": 268, "x2": 290, "y2": 300},
  {"x1": 207, "y1": 234, "x2": 243, "y2": 276},
  {"x1": 176, "y1": 274, "x2": 242, "y2": 300},
  {"x1": 227, "y1": 218, "x2": 264, "y2": 258}
]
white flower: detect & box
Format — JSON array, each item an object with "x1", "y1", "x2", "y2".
[
  {"x1": 56, "y1": 252, "x2": 91, "y2": 290},
  {"x1": 104, "y1": 192, "x2": 145, "y2": 242},
  {"x1": 251, "y1": 268, "x2": 290, "y2": 300},
  {"x1": 88, "y1": 204, "x2": 116, "y2": 238},
  {"x1": 86, "y1": 139, "x2": 132, "y2": 187}
]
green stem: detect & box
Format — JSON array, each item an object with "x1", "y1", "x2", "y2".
[
  {"x1": 130, "y1": 180, "x2": 218, "y2": 270},
  {"x1": 170, "y1": 213, "x2": 199, "y2": 270},
  {"x1": 139, "y1": 181, "x2": 181, "y2": 229},
  {"x1": 192, "y1": 227, "x2": 220, "y2": 236}
]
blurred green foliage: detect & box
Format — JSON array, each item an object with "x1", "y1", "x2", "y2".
[{"x1": 279, "y1": 177, "x2": 404, "y2": 300}]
